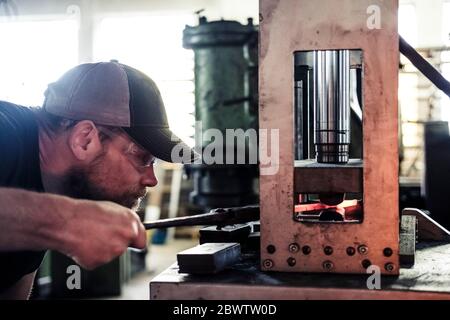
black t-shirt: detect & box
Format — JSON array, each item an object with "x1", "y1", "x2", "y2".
[{"x1": 0, "y1": 101, "x2": 46, "y2": 293}]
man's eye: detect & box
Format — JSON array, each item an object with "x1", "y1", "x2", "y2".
[{"x1": 125, "y1": 142, "x2": 155, "y2": 167}]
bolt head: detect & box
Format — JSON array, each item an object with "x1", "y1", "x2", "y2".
[
  {"x1": 302, "y1": 246, "x2": 311, "y2": 255},
  {"x1": 358, "y1": 245, "x2": 369, "y2": 255},
  {"x1": 323, "y1": 260, "x2": 334, "y2": 270},
  {"x1": 263, "y1": 259, "x2": 274, "y2": 269},
  {"x1": 361, "y1": 259, "x2": 372, "y2": 269},
  {"x1": 289, "y1": 243, "x2": 300, "y2": 253},
  {"x1": 324, "y1": 246, "x2": 333, "y2": 255},
  {"x1": 266, "y1": 245, "x2": 276, "y2": 254},
  {"x1": 346, "y1": 247, "x2": 356, "y2": 256},
  {"x1": 383, "y1": 248, "x2": 393, "y2": 257},
  {"x1": 287, "y1": 257, "x2": 296, "y2": 267},
  {"x1": 385, "y1": 263, "x2": 395, "y2": 272}
]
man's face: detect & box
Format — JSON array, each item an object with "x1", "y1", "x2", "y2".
[{"x1": 66, "y1": 130, "x2": 158, "y2": 209}]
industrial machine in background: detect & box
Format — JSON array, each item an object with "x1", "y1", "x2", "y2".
[
  {"x1": 424, "y1": 121, "x2": 450, "y2": 230},
  {"x1": 183, "y1": 16, "x2": 259, "y2": 210}
]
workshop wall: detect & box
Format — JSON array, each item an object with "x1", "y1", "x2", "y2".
[
  {"x1": 0, "y1": 0, "x2": 258, "y2": 62},
  {"x1": 398, "y1": 0, "x2": 450, "y2": 178},
  {"x1": 0, "y1": 0, "x2": 258, "y2": 145},
  {"x1": 400, "y1": 0, "x2": 446, "y2": 48}
]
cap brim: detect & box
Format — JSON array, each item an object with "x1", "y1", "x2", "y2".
[{"x1": 123, "y1": 126, "x2": 199, "y2": 164}]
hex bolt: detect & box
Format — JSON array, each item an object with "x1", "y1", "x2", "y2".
[
  {"x1": 358, "y1": 245, "x2": 369, "y2": 255},
  {"x1": 324, "y1": 246, "x2": 333, "y2": 256},
  {"x1": 361, "y1": 259, "x2": 372, "y2": 269},
  {"x1": 287, "y1": 257, "x2": 296, "y2": 267},
  {"x1": 289, "y1": 243, "x2": 300, "y2": 253},
  {"x1": 266, "y1": 245, "x2": 276, "y2": 254},
  {"x1": 323, "y1": 260, "x2": 334, "y2": 271},
  {"x1": 263, "y1": 259, "x2": 274, "y2": 269},
  {"x1": 385, "y1": 263, "x2": 395, "y2": 272},
  {"x1": 302, "y1": 245, "x2": 311, "y2": 255},
  {"x1": 346, "y1": 247, "x2": 356, "y2": 256},
  {"x1": 383, "y1": 248, "x2": 393, "y2": 257}
]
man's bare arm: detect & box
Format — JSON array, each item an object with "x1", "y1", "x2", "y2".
[
  {"x1": 0, "y1": 187, "x2": 146, "y2": 269},
  {"x1": 0, "y1": 188, "x2": 69, "y2": 252}
]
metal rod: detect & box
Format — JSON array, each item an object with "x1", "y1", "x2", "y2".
[
  {"x1": 143, "y1": 205, "x2": 259, "y2": 229},
  {"x1": 314, "y1": 50, "x2": 351, "y2": 164},
  {"x1": 399, "y1": 35, "x2": 450, "y2": 99}
]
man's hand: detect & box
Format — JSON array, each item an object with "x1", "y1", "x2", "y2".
[
  {"x1": 59, "y1": 199, "x2": 147, "y2": 270},
  {"x1": 0, "y1": 188, "x2": 147, "y2": 270}
]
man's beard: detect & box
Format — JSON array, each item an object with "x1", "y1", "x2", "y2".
[{"x1": 63, "y1": 164, "x2": 146, "y2": 209}]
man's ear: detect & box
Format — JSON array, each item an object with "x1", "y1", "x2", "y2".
[{"x1": 68, "y1": 120, "x2": 103, "y2": 162}]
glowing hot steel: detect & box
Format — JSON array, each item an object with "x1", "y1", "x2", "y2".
[{"x1": 294, "y1": 199, "x2": 358, "y2": 213}]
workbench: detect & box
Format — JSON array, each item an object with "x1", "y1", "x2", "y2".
[{"x1": 150, "y1": 242, "x2": 450, "y2": 299}]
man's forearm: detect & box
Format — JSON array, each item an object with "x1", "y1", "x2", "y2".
[
  {"x1": 0, "y1": 188, "x2": 73, "y2": 252},
  {"x1": 0, "y1": 187, "x2": 146, "y2": 270}
]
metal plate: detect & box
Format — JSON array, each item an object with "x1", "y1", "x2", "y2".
[
  {"x1": 259, "y1": 0, "x2": 399, "y2": 274},
  {"x1": 177, "y1": 243, "x2": 241, "y2": 274}
]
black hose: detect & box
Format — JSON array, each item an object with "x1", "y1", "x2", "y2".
[{"x1": 399, "y1": 35, "x2": 450, "y2": 99}]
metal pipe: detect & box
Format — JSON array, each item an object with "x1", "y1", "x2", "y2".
[
  {"x1": 399, "y1": 35, "x2": 450, "y2": 99},
  {"x1": 314, "y1": 50, "x2": 351, "y2": 164},
  {"x1": 142, "y1": 205, "x2": 259, "y2": 229},
  {"x1": 294, "y1": 52, "x2": 314, "y2": 160},
  {"x1": 294, "y1": 66, "x2": 310, "y2": 160}
]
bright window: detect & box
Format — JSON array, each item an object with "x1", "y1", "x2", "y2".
[
  {"x1": 399, "y1": 3, "x2": 418, "y2": 47},
  {"x1": 398, "y1": 3, "x2": 421, "y2": 177},
  {"x1": 443, "y1": 1, "x2": 450, "y2": 46},
  {"x1": 94, "y1": 14, "x2": 196, "y2": 147},
  {"x1": 0, "y1": 18, "x2": 78, "y2": 106}
]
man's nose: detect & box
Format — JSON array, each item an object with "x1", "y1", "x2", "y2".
[{"x1": 140, "y1": 165, "x2": 158, "y2": 187}]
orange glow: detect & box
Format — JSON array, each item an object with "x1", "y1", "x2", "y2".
[{"x1": 294, "y1": 199, "x2": 358, "y2": 213}]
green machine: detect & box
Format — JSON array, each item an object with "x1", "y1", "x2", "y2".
[{"x1": 183, "y1": 17, "x2": 259, "y2": 209}]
